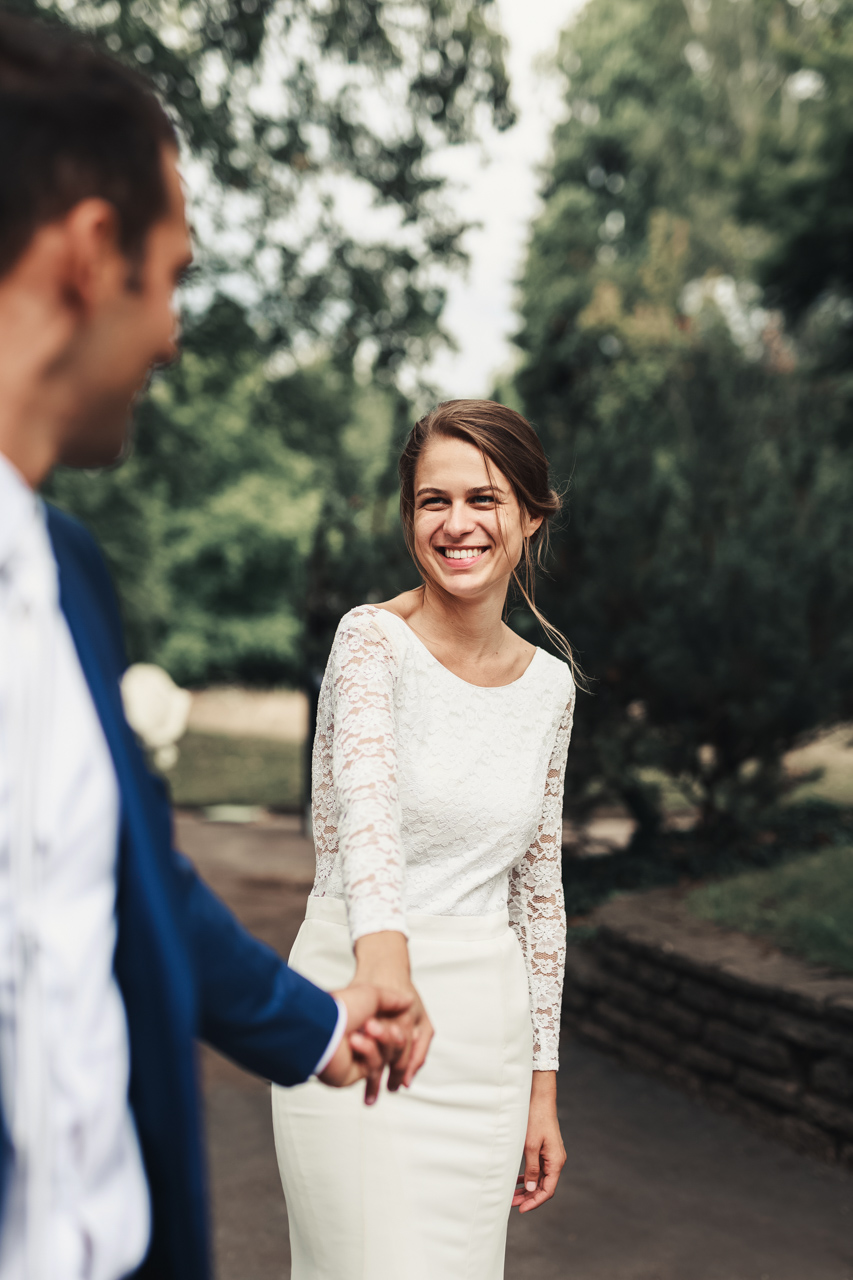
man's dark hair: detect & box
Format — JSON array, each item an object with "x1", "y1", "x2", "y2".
[{"x1": 0, "y1": 12, "x2": 178, "y2": 279}]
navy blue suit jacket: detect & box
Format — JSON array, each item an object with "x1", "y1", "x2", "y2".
[{"x1": 39, "y1": 504, "x2": 338, "y2": 1280}]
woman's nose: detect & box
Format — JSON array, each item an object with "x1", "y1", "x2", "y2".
[{"x1": 443, "y1": 501, "x2": 475, "y2": 538}]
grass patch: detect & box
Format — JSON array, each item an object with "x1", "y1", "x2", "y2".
[
  {"x1": 165, "y1": 731, "x2": 303, "y2": 809},
  {"x1": 688, "y1": 845, "x2": 853, "y2": 975},
  {"x1": 562, "y1": 802, "x2": 853, "y2": 922}
]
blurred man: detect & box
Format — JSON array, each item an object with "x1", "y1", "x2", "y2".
[{"x1": 0, "y1": 14, "x2": 415, "y2": 1279}]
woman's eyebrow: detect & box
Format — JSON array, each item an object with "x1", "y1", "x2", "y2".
[{"x1": 415, "y1": 484, "x2": 506, "y2": 497}]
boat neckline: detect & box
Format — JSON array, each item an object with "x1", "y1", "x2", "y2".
[{"x1": 363, "y1": 604, "x2": 543, "y2": 691}]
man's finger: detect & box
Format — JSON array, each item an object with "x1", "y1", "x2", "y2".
[
  {"x1": 363, "y1": 1016, "x2": 402, "y2": 1042},
  {"x1": 333, "y1": 984, "x2": 411, "y2": 1041},
  {"x1": 363, "y1": 1017, "x2": 407, "y2": 1065},
  {"x1": 349, "y1": 1031, "x2": 383, "y2": 1076},
  {"x1": 363, "y1": 1063, "x2": 383, "y2": 1107}
]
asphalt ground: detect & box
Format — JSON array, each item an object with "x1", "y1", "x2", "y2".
[{"x1": 177, "y1": 812, "x2": 853, "y2": 1280}]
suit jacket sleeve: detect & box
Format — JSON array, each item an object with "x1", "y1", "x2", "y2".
[{"x1": 171, "y1": 844, "x2": 339, "y2": 1086}]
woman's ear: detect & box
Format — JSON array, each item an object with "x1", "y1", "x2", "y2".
[{"x1": 522, "y1": 508, "x2": 544, "y2": 540}]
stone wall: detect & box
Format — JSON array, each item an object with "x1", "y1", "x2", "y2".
[{"x1": 563, "y1": 888, "x2": 853, "y2": 1164}]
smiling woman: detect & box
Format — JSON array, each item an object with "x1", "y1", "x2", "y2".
[
  {"x1": 272, "y1": 399, "x2": 580, "y2": 1279},
  {"x1": 397, "y1": 398, "x2": 579, "y2": 684}
]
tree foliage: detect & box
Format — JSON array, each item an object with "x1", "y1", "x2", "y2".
[
  {"x1": 515, "y1": 0, "x2": 853, "y2": 835},
  {"x1": 27, "y1": 0, "x2": 509, "y2": 680},
  {"x1": 735, "y1": 0, "x2": 853, "y2": 336},
  {"x1": 49, "y1": 298, "x2": 416, "y2": 683},
  {"x1": 15, "y1": 0, "x2": 512, "y2": 376}
]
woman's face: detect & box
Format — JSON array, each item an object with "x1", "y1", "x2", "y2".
[{"x1": 412, "y1": 434, "x2": 542, "y2": 602}]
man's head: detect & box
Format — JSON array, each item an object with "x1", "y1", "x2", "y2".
[{"x1": 0, "y1": 14, "x2": 193, "y2": 480}]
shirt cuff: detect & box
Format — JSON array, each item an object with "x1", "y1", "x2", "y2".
[{"x1": 312, "y1": 996, "x2": 348, "y2": 1077}]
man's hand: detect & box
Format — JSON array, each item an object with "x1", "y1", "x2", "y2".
[{"x1": 317, "y1": 984, "x2": 413, "y2": 1104}]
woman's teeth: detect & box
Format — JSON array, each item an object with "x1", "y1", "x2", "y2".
[{"x1": 441, "y1": 548, "x2": 485, "y2": 560}]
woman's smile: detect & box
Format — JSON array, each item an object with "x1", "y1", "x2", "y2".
[{"x1": 436, "y1": 546, "x2": 489, "y2": 564}]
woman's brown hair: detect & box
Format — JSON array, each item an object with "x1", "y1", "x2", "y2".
[{"x1": 399, "y1": 399, "x2": 583, "y2": 683}]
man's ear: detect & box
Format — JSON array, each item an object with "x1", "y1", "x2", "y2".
[{"x1": 58, "y1": 198, "x2": 125, "y2": 317}]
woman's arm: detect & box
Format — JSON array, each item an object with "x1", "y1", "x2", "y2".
[
  {"x1": 508, "y1": 684, "x2": 576, "y2": 1210},
  {"x1": 329, "y1": 615, "x2": 408, "y2": 941},
  {"x1": 352, "y1": 930, "x2": 434, "y2": 1089},
  {"x1": 327, "y1": 613, "x2": 433, "y2": 1087}
]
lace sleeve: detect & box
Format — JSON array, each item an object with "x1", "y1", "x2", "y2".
[
  {"x1": 508, "y1": 686, "x2": 575, "y2": 1070},
  {"x1": 324, "y1": 613, "x2": 407, "y2": 943}
]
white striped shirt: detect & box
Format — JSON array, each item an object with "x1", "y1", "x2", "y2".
[{"x1": 0, "y1": 453, "x2": 149, "y2": 1280}]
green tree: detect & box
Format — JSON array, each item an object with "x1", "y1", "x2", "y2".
[
  {"x1": 14, "y1": 0, "x2": 512, "y2": 375},
  {"x1": 514, "y1": 0, "x2": 853, "y2": 837},
  {"x1": 29, "y1": 0, "x2": 511, "y2": 682},
  {"x1": 49, "y1": 298, "x2": 415, "y2": 682},
  {"x1": 736, "y1": 0, "x2": 853, "y2": 344}
]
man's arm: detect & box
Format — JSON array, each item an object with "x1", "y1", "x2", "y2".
[
  {"x1": 172, "y1": 848, "x2": 338, "y2": 1084},
  {"x1": 46, "y1": 508, "x2": 409, "y2": 1090},
  {"x1": 171, "y1": 849, "x2": 408, "y2": 1091}
]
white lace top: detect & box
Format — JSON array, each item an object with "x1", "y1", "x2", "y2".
[{"x1": 310, "y1": 605, "x2": 575, "y2": 1069}]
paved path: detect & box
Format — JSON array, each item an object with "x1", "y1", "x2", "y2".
[{"x1": 178, "y1": 813, "x2": 853, "y2": 1280}]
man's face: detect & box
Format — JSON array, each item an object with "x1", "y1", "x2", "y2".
[{"x1": 59, "y1": 146, "x2": 193, "y2": 469}]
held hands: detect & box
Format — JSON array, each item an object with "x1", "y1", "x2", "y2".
[
  {"x1": 352, "y1": 929, "x2": 434, "y2": 1094},
  {"x1": 512, "y1": 1071, "x2": 566, "y2": 1214},
  {"x1": 317, "y1": 983, "x2": 413, "y2": 1104},
  {"x1": 318, "y1": 931, "x2": 433, "y2": 1104}
]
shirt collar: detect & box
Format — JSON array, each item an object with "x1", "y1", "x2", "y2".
[
  {"x1": 0, "y1": 451, "x2": 57, "y2": 612},
  {"x1": 0, "y1": 451, "x2": 40, "y2": 574}
]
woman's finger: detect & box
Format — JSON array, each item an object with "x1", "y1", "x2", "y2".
[
  {"x1": 388, "y1": 1046, "x2": 412, "y2": 1091},
  {"x1": 402, "y1": 1019, "x2": 434, "y2": 1088},
  {"x1": 390, "y1": 1025, "x2": 423, "y2": 1090},
  {"x1": 516, "y1": 1146, "x2": 564, "y2": 1211},
  {"x1": 387, "y1": 1026, "x2": 417, "y2": 1089},
  {"x1": 522, "y1": 1142, "x2": 542, "y2": 1195},
  {"x1": 518, "y1": 1163, "x2": 561, "y2": 1212}
]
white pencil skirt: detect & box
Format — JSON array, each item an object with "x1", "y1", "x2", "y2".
[{"x1": 271, "y1": 895, "x2": 533, "y2": 1280}]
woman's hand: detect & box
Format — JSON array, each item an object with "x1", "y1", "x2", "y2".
[
  {"x1": 353, "y1": 930, "x2": 434, "y2": 1091},
  {"x1": 512, "y1": 1071, "x2": 566, "y2": 1214}
]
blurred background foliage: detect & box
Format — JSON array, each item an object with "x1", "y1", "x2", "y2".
[
  {"x1": 16, "y1": 0, "x2": 511, "y2": 686},
  {"x1": 15, "y1": 0, "x2": 853, "y2": 844},
  {"x1": 514, "y1": 0, "x2": 853, "y2": 838}
]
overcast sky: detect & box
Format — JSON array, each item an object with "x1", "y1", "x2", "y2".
[{"x1": 422, "y1": 0, "x2": 587, "y2": 398}]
